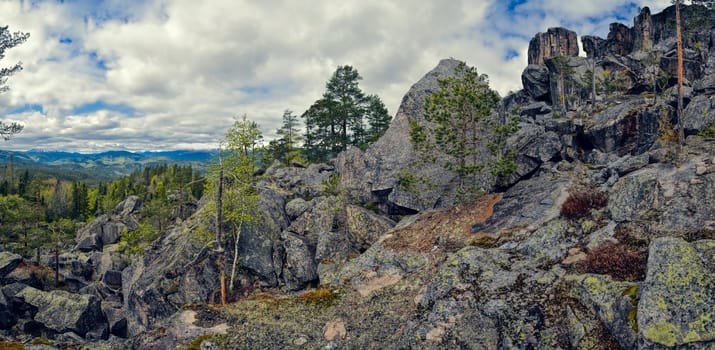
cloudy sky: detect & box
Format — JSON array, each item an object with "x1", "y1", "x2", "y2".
[{"x1": 0, "y1": 0, "x2": 672, "y2": 152}]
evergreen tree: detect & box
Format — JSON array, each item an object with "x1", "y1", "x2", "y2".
[
  {"x1": 0, "y1": 26, "x2": 28, "y2": 139},
  {"x1": 302, "y1": 66, "x2": 391, "y2": 161},
  {"x1": 412, "y1": 61, "x2": 510, "y2": 198},
  {"x1": 268, "y1": 110, "x2": 304, "y2": 164}
]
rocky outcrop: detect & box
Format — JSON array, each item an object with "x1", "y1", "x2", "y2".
[
  {"x1": 528, "y1": 27, "x2": 580, "y2": 65},
  {"x1": 606, "y1": 23, "x2": 634, "y2": 56},
  {"x1": 75, "y1": 196, "x2": 142, "y2": 252},
  {"x1": 582, "y1": 97, "x2": 665, "y2": 156},
  {"x1": 639, "y1": 237, "x2": 715, "y2": 348},
  {"x1": 122, "y1": 216, "x2": 219, "y2": 335},
  {"x1": 10, "y1": 285, "x2": 108, "y2": 339}
]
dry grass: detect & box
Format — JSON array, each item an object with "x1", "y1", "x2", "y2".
[
  {"x1": 384, "y1": 193, "x2": 503, "y2": 253},
  {"x1": 576, "y1": 243, "x2": 647, "y2": 281},
  {"x1": 560, "y1": 187, "x2": 608, "y2": 219}
]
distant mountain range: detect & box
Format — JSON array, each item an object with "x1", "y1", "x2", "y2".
[{"x1": 0, "y1": 149, "x2": 216, "y2": 183}]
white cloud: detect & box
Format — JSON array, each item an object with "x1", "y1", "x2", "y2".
[{"x1": 0, "y1": 0, "x2": 677, "y2": 152}]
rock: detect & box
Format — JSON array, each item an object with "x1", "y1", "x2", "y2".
[
  {"x1": 472, "y1": 172, "x2": 570, "y2": 234},
  {"x1": 682, "y1": 95, "x2": 715, "y2": 135},
  {"x1": 123, "y1": 221, "x2": 219, "y2": 336},
  {"x1": 528, "y1": 27, "x2": 579, "y2": 65},
  {"x1": 567, "y1": 274, "x2": 639, "y2": 349},
  {"x1": 264, "y1": 162, "x2": 333, "y2": 199},
  {"x1": 114, "y1": 195, "x2": 142, "y2": 217},
  {"x1": 586, "y1": 221, "x2": 618, "y2": 250},
  {"x1": 75, "y1": 215, "x2": 131, "y2": 252},
  {"x1": 0, "y1": 251, "x2": 22, "y2": 279},
  {"x1": 338, "y1": 59, "x2": 463, "y2": 214},
  {"x1": 16, "y1": 286, "x2": 107, "y2": 339},
  {"x1": 285, "y1": 198, "x2": 312, "y2": 220},
  {"x1": 608, "y1": 169, "x2": 658, "y2": 223},
  {"x1": 0, "y1": 290, "x2": 17, "y2": 330},
  {"x1": 102, "y1": 304, "x2": 129, "y2": 338},
  {"x1": 521, "y1": 65, "x2": 551, "y2": 101},
  {"x1": 517, "y1": 219, "x2": 573, "y2": 266},
  {"x1": 605, "y1": 23, "x2": 634, "y2": 56},
  {"x1": 638, "y1": 237, "x2": 715, "y2": 348},
  {"x1": 582, "y1": 35, "x2": 606, "y2": 59},
  {"x1": 502, "y1": 123, "x2": 562, "y2": 187},
  {"x1": 101, "y1": 270, "x2": 123, "y2": 288},
  {"x1": 281, "y1": 232, "x2": 318, "y2": 290},
  {"x1": 324, "y1": 318, "x2": 347, "y2": 341},
  {"x1": 345, "y1": 205, "x2": 395, "y2": 252},
  {"x1": 520, "y1": 101, "x2": 552, "y2": 119},
  {"x1": 583, "y1": 98, "x2": 664, "y2": 156},
  {"x1": 633, "y1": 7, "x2": 654, "y2": 51},
  {"x1": 609, "y1": 153, "x2": 650, "y2": 176}
]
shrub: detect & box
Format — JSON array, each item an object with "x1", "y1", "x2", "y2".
[
  {"x1": 576, "y1": 243, "x2": 647, "y2": 281},
  {"x1": 560, "y1": 187, "x2": 608, "y2": 219}
]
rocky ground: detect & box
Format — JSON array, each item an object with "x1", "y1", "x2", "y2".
[{"x1": 2, "y1": 3, "x2": 715, "y2": 350}]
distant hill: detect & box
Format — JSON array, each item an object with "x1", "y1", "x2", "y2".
[{"x1": 0, "y1": 149, "x2": 215, "y2": 184}]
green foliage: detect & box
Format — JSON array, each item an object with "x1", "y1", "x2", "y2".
[
  {"x1": 487, "y1": 116, "x2": 520, "y2": 187},
  {"x1": 321, "y1": 173, "x2": 340, "y2": 195},
  {"x1": 0, "y1": 25, "x2": 29, "y2": 140},
  {"x1": 697, "y1": 122, "x2": 715, "y2": 138},
  {"x1": 118, "y1": 222, "x2": 159, "y2": 257},
  {"x1": 414, "y1": 60, "x2": 509, "y2": 199},
  {"x1": 302, "y1": 65, "x2": 391, "y2": 162},
  {"x1": 267, "y1": 110, "x2": 305, "y2": 165},
  {"x1": 201, "y1": 115, "x2": 263, "y2": 293}
]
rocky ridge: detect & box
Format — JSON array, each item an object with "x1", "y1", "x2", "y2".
[{"x1": 1, "y1": 4, "x2": 715, "y2": 350}]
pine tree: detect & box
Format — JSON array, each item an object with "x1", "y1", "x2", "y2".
[
  {"x1": 0, "y1": 26, "x2": 28, "y2": 140},
  {"x1": 302, "y1": 66, "x2": 391, "y2": 161}
]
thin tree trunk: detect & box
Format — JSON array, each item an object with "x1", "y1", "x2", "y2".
[
  {"x1": 216, "y1": 147, "x2": 226, "y2": 305},
  {"x1": 676, "y1": 0, "x2": 685, "y2": 161},
  {"x1": 229, "y1": 220, "x2": 243, "y2": 293}
]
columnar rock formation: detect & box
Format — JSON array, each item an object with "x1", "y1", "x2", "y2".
[{"x1": 527, "y1": 27, "x2": 579, "y2": 65}]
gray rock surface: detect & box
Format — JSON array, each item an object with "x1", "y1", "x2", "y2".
[
  {"x1": 568, "y1": 274, "x2": 639, "y2": 349},
  {"x1": 608, "y1": 169, "x2": 658, "y2": 223},
  {"x1": 0, "y1": 251, "x2": 22, "y2": 279},
  {"x1": 16, "y1": 286, "x2": 107, "y2": 338},
  {"x1": 638, "y1": 237, "x2": 715, "y2": 348},
  {"x1": 521, "y1": 64, "x2": 551, "y2": 101},
  {"x1": 583, "y1": 98, "x2": 664, "y2": 156}
]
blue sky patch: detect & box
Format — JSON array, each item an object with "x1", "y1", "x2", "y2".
[
  {"x1": 7, "y1": 104, "x2": 43, "y2": 115},
  {"x1": 504, "y1": 49, "x2": 520, "y2": 60},
  {"x1": 88, "y1": 51, "x2": 108, "y2": 70},
  {"x1": 73, "y1": 101, "x2": 135, "y2": 116},
  {"x1": 239, "y1": 85, "x2": 271, "y2": 95},
  {"x1": 59, "y1": 37, "x2": 72, "y2": 44}
]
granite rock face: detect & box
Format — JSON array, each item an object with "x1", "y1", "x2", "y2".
[{"x1": 528, "y1": 27, "x2": 580, "y2": 65}]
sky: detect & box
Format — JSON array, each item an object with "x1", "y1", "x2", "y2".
[{"x1": 0, "y1": 0, "x2": 673, "y2": 152}]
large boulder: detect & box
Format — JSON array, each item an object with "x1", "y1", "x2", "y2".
[
  {"x1": 521, "y1": 64, "x2": 551, "y2": 101},
  {"x1": 16, "y1": 286, "x2": 107, "y2": 338},
  {"x1": 75, "y1": 196, "x2": 142, "y2": 252},
  {"x1": 608, "y1": 169, "x2": 659, "y2": 223},
  {"x1": 0, "y1": 251, "x2": 22, "y2": 279},
  {"x1": 528, "y1": 27, "x2": 579, "y2": 65},
  {"x1": 345, "y1": 205, "x2": 396, "y2": 252},
  {"x1": 638, "y1": 237, "x2": 715, "y2": 348},
  {"x1": 567, "y1": 274, "x2": 639, "y2": 349},
  {"x1": 337, "y1": 58, "x2": 463, "y2": 214},
  {"x1": 280, "y1": 232, "x2": 318, "y2": 290},
  {"x1": 682, "y1": 95, "x2": 715, "y2": 135}
]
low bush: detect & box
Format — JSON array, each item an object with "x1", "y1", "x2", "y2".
[
  {"x1": 297, "y1": 287, "x2": 336, "y2": 306},
  {"x1": 560, "y1": 187, "x2": 608, "y2": 219},
  {"x1": 576, "y1": 243, "x2": 647, "y2": 281}
]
